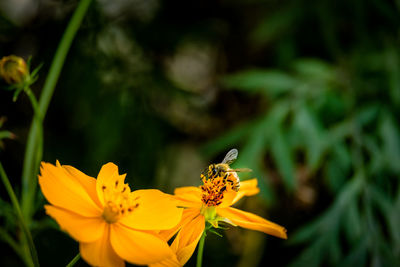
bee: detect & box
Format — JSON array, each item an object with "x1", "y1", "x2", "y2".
[{"x1": 200, "y1": 149, "x2": 252, "y2": 192}]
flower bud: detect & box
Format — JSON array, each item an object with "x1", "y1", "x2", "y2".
[{"x1": 0, "y1": 55, "x2": 29, "y2": 84}]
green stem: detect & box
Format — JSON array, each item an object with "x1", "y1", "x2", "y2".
[
  {"x1": 0, "y1": 162, "x2": 39, "y2": 267},
  {"x1": 66, "y1": 253, "x2": 80, "y2": 267},
  {"x1": 21, "y1": 0, "x2": 93, "y2": 219},
  {"x1": 22, "y1": 88, "x2": 43, "y2": 224},
  {"x1": 196, "y1": 231, "x2": 206, "y2": 267}
]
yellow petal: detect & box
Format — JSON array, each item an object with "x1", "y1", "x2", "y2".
[
  {"x1": 39, "y1": 162, "x2": 102, "y2": 217},
  {"x1": 171, "y1": 214, "x2": 205, "y2": 266},
  {"x1": 45, "y1": 205, "x2": 105, "y2": 243},
  {"x1": 119, "y1": 189, "x2": 183, "y2": 230},
  {"x1": 61, "y1": 164, "x2": 103, "y2": 208},
  {"x1": 231, "y1": 178, "x2": 260, "y2": 205},
  {"x1": 95, "y1": 162, "x2": 123, "y2": 206},
  {"x1": 148, "y1": 255, "x2": 180, "y2": 267},
  {"x1": 110, "y1": 223, "x2": 174, "y2": 265},
  {"x1": 158, "y1": 208, "x2": 200, "y2": 241},
  {"x1": 173, "y1": 186, "x2": 203, "y2": 208},
  {"x1": 80, "y1": 224, "x2": 124, "y2": 267},
  {"x1": 216, "y1": 207, "x2": 287, "y2": 239},
  {"x1": 174, "y1": 186, "x2": 202, "y2": 196}
]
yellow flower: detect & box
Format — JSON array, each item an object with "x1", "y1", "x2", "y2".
[
  {"x1": 38, "y1": 161, "x2": 183, "y2": 267},
  {"x1": 0, "y1": 55, "x2": 28, "y2": 84},
  {"x1": 153, "y1": 177, "x2": 287, "y2": 266}
]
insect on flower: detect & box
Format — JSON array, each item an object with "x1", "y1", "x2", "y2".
[
  {"x1": 151, "y1": 149, "x2": 287, "y2": 267},
  {"x1": 200, "y1": 148, "x2": 252, "y2": 192}
]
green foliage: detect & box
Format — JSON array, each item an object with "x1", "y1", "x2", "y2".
[{"x1": 205, "y1": 53, "x2": 400, "y2": 266}]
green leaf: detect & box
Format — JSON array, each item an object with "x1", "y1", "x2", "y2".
[
  {"x1": 294, "y1": 107, "x2": 326, "y2": 170},
  {"x1": 289, "y1": 235, "x2": 330, "y2": 267},
  {"x1": 233, "y1": 123, "x2": 272, "y2": 201},
  {"x1": 0, "y1": 131, "x2": 14, "y2": 140},
  {"x1": 325, "y1": 143, "x2": 351, "y2": 192},
  {"x1": 355, "y1": 104, "x2": 380, "y2": 126},
  {"x1": 221, "y1": 69, "x2": 298, "y2": 96},
  {"x1": 291, "y1": 176, "x2": 363, "y2": 244},
  {"x1": 379, "y1": 112, "x2": 400, "y2": 172},
  {"x1": 250, "y1": 7, "x2": 298, "y2": 47},
  {"x1": 339, "y1": 236, "x2": 368, "y2": 267},
  {"x1": 271, "y1": 126, "x2": 296, "y2": 190},
  {"x1": 385, "y1": 45, "x2": 400, "y2": 107},
  {"x1": 288, "y1": 212, "x2": 330, "y2": 244},
  {"x1": 343, "y1": 201, "x2": 362, "y2": 244},
  {"x1": 293, "y1": 58, "x2": 335, "y2": 81},
  {"x1": 201, "y1": 118, "x2": 259, "y2": 158},
  {"x1": 390, "y1": 188, "x2": 400, "y2": 252}
]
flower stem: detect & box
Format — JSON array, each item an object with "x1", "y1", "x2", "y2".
[
  {"x1": 22, "y1": 88, "x2": 43, "y2": 224},
  {"x1": 0, "y1": 162, "x2": 39, "y2": 267},
  {"x1": 21, "y1": 0, "x2": 93, "y2": 220},
  {"x1": 196, "y1": 231, "x2": 206, "y2": 267},
  {"x1": 66, "y1": 253, "x2": 80, "y2": 267}
]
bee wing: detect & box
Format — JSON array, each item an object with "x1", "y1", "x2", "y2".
[
  {"x1": 228, "y1": 168, "x2": 252, "y2": 172},
  {"x1": 221, "y1": 148, "x2": 238, "y2": 164}
]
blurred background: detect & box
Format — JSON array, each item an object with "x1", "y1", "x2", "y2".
[{"x1": 1, "y1": 0, "x2": 400, "y2": 266}]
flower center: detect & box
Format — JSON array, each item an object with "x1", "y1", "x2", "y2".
[
  {"x1": 200, "y1": 175, "x2": 232, "y2": 207},
  {"x1": 100, "y1": 176, "x2": 140, "y2": 224}
]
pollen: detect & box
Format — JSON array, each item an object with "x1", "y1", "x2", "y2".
[
  {"x1": 100, "y1": 176, "x2": 140, "y2": 224},
  {"x1": 200, "y1": 176, "x2": 229, "y2": 207}
]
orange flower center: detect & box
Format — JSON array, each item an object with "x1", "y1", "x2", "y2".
[
  {"x1": 100, "y1": 177, "x2": 140, "y2": 224},
  {"x1": 200, "y1": 175, "x2": 234, "y2": 207}
]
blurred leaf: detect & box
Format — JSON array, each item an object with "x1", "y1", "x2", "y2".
[
  {"x1": 250, "y1": 7, "x2": 298, "y2": 47},
  {"x1": 233, "y1": 122, "x2": 272, "y2": 201},
  {"x1": 343, "y1": 201, "x2": 362, "y2": 244},
  {"x1": 289, "y1": 235, "x2": 329, "y2": 267},
  {"x1": 385, "y1": 46, "x2": 400, "y2": 106},
  {"x1": 327, "y1": 234, "x2": 342, "y2": 265},
  {"x1": 325, "y1": 143, "x2": 351, "y2": 192},
  {"x1": 363, "y1": 135, "x2": 384, "y2": 174},
  {"x1": 201, "y1": 118, "x2": 261, "y2": 158},
  {"x1": 293, "y1": 59, "x2": 335, "y2": 81},
  {"x1": 288, "y1": 211, "x2": 329, "y2": 245},
  {"x1": 328, "y1": 119, "x2": 352, "y2": 144},
  {"x1": 339, "y1": 236, "x2": 368, "y2": 267},
  {"x1": 290, "y1": 176, "x2": 363, "y2": 264},
  {"x1": 221, "y1": 69, "x2": 298, "y2": 96},
  {"x1": 379, "y1": 112, "x2": 400, "y2": 172},
  {"x1": 390, "y1": 188, "x2": 400, "y2": 254},
  {"x1": 369, "y1": 185, "x2": 400, "y2": 256},
  {"x1": 271, "y1": 126, "x2": 296, "y2": 190},
  {"x1": 294, "y1": 106, "x2": 325, "y2": 170},
  {"x1": 355, "y1": 104, "x2": 380, "y2": 127}
]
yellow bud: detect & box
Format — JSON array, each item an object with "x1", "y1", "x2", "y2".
[{"x1": 0, "y1": 55, "x2": 29, "y2": 84}]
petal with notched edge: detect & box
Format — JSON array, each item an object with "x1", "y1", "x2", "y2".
[
  {"x1": 39, "y1": 162, "x2": 102, "y2": 217},
  {"x1": 61, "y1": 163, "x2": 103, "y2": 208},
  {"x1": 216, "y1": 207, "x2": 287, "y2": 239}
]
